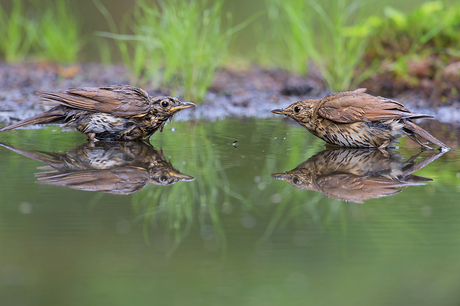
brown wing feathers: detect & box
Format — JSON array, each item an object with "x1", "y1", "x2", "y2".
[
  {"x1": 0, "y1": 86, "x2": 153, "y2": 132},
  {"x1": 38, "y1": 85, "x2": 151, "y2": 117},
  {"x1": 318, "y1": 89, "x2": 432, "y2": 123},
  {"x1": 316, "y1": 89, "x2": 448, "y2": 149},
  {"x1": 38, "y1": 91, "x2": 98, "y2": 111}
]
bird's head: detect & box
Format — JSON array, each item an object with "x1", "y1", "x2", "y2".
[
  {"x1": 271, "y1": 171, "x2": 315, "y2": 191},
  {"x1": 151, "y1": 96, "x2": 196, "y2": 119},
  {"x1": 149, "y1": 168, "x2": 195, "y2": 186},
  {"x1": 271, "y1": 99, "x2": 317, "y2": 127}
]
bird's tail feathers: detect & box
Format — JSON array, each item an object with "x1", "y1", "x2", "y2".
[
  {"x1": 0, "y1": 142, "x2": 56, "y2": 164},
  {"x1": 0, "y1": 108, "x2": 65, "y2": 132},
  {"x1": 408, "y1": 114, "x2": 434, "y2": 120},
  {"x1": 404, "y1": 120, "x2": 449, "y2": 151}
]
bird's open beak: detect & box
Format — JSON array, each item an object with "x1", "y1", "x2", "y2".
[
  {"x1": 170, "y1": 102, "x2": 197, "y2": 112},
  {"x1": 271, "y1": 108, "x2": 289, "y2": 115},
  {"x1": 169, "y1": 170, "x2": 195, "y2": 181}
]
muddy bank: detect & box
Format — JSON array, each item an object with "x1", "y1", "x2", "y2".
[{"x1": 1, "y1": 62, "x2": 460, "y2": 128}]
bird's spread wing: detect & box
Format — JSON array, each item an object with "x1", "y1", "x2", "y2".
[
  {"x1": 37, "y1": 85, "x2": 151, "y2": 117},
  {"x1": 318, "y1": 89, "x2": 413, "y2": 123}
]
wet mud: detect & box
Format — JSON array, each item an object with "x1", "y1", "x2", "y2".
[{"x1": 0, "y1": 62, "x2": 458, "y2": 148}]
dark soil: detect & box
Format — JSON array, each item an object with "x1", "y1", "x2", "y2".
[
  {"x1": 0, "y1": 62, "x2": 327, "y2": 122},
  {"x1": 0, "y1": 61, "x2": 459, "y2": 148}
]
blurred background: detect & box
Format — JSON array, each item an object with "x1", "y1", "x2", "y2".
[
  {"x1": 1, "y1": 0, "x2": 460, "y2": 101},
  {"x1": 1, "y1": 1, "x2": 460, "y2": 306}
]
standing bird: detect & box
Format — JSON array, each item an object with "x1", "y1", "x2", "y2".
[
  {"x1": 272, "y1": 88, "x2": 449, "y2": 151},
  {"x1": 0, "y1": 85, "x2": 196, "y2": 141}
]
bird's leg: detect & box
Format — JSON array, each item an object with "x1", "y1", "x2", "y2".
[
  {"x1": 378, "y1": 140, "x2": 390, "y2": 150},
  {"x1": 120, "y1": 125, "x2": 141, "y2": 141},
  {"x1": 377, "y1": 147, "x2": 390, "y2": 158},
  {"x1": 408, "y1": 134, "x2": 432, "y2": 150},
  {"x1": 405, "y1": 150, "x2": 424, "y2": 164},
  {"x1": 86, "y1": 140, "x2": 96, "y2": 148},
  {"x1": 86, "y1": 133, "x2": 97, "y2": 142}
]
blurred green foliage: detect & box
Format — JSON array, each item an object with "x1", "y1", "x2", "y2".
[
  {"x1": 0, "y1": 0, "x2": 82, "y2": 64},
  {"x1": 1, "y1": 0, "x2": 460, "y2": 93},
  {"x1": 0, "y1": 0, "x2": 36, "y2": 62},
  {"x1": 263, "y1": 0, "x2": 373, "y2": 91},
  {"x1": 363, "y1": 2, "x2": 460, "y2": 58},
  {"x1": 97, "y1": 0, "x2": 253, "y2": 102},
  {"x1": 354, "y1": 1, "x2": 460, "y2": 83},
  {"x1": 37, "y1": 0, "x2": 83, "y2": 63}
]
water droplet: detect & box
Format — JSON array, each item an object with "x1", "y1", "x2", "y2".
[
  {"x1": 18, "y1": 202, "x2": 32, "y2": 214},
  {"x1": 271, "y1": 193, "x2": 282, "y2": 203},
  {"x1": 241, "y1": 215, "x2": 256, "y2": 229}
]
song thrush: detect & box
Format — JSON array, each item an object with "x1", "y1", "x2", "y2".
[
  {"x1": 271, "y1": 148, "x2": 444, "y2": 203},
  {"x1": 0, "y1": 85, "x2": 196, "y2": 141},
  {"x1": 272, "y1": 88, "x2": 449, "y2": 151},
  {"x1": 0, "y1": 141, "x2": 195, "y2": 195}
]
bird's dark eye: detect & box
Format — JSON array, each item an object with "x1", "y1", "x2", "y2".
[
  {"x1": 161, "y1": 101, "x2": 169, "y2": 108},
  {"x1": 159, "y1": 175, "x2": 168, "y2": 182},
  {"x1": 294, "y1": 106, "x2": 301, "y2": 113},
  {"x1": 292, "y1": 176, "x2": 300, "y2": 185}
]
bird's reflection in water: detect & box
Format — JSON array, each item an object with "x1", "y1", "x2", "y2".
[
  {"x1": 271, "y1": 148, "x2": 444, "y2": 203},
  {"x1": 0, "y1": 141, "x2": 194, "y2": 194}
]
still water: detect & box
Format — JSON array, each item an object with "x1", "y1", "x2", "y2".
[{"x1": 0, "y1": 118, "x2": 459, "y2": 306}]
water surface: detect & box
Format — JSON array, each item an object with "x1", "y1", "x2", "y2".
[{"x1": 0, "y1": 118, "x2": 459, "y2": 306}]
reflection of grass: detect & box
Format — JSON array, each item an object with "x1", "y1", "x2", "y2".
[
  {"x1": 131, "y1": 124, "x2": 232, "y2": 256},
  {"x1": 265, "y1": 0, "x2": 373, "y2": 90},
  {"x1": 219, "y1": 119, "x2": 349, "y2": 240},
  {"x1": 97, "y1": 0, "x2": 249, "y2": 102},
  {"x1": 0, "y1": 126, "x2": 84, "y2": 151},
  {"x1": 257, "y1": 136, "x2": 457, "y2": 242},
  {"x1": 4, "y1": 120, "x2": 458, "y2": 255},
  {"x1": 0, "y1": 0, "x2": 36, "y2": 63},
  {"x1": 254, "y1": 133, "x2": 349, "y2": 240}
]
